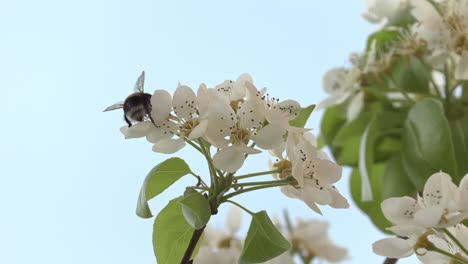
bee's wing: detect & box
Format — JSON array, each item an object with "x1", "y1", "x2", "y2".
[
  {"x1": 134, "y1": 71, "x2": 145, "y2": 93},
  {"x1": 103, "y1": 101, "x2": 124, "y2": 112}
]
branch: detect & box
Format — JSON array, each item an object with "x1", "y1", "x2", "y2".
[
  {"x1": 383, "y1": 258, "x2": 398, "y2": 264},
  {"x1": 180, "y1": 226, "x2": 206, "y2": 264}
]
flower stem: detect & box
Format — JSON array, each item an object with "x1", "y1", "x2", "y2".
[
  {"x1": 234, "y1": 169, "x2": 281, "y2": 180},
  {"x1": 222, "y1": 182, "x2": 289, "y2": 200},
  {"x1": 197, "y1": 139, "x2": 218, "y2": 189},
  {"x1": 232, "y1": 178, "x2": 290, "y2": 188},
  {"x1": 225, "y1": 199, "x2": 254, "y2": 215},
  {"x1": 443, "y1": 228, "x2": 468, "y2": 257},
  {"x1": 186, "y1": 140, "x2": 204, "y2": 154},
  {"x1": 429, "y1": 247, "x2": 468, "y2": 264}
]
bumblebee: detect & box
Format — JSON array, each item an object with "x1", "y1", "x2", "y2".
[{"x1": 104, "y1": 71, "x2": 155, "y2": 127}]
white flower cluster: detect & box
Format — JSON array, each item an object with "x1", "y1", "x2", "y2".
[
  {"x1": 119, "y1": 73, "x2": 349, "y2": 213},
  {"x1": 121, "y1": 73, "x2": 304, "y2": 173},
  {"x1": 194, "y1": 206, "x2": 348, "y2": 264},
  {"x1": 410, "y1": 0, "x2": 468, "y2": 79},
  {"x1": 269, "y1": 133, "x2": 349, "y2": 215},
  {"x1": 319, "y1": 0, "x2": 468, "y2": 120},
  {"x1": 372, "y1": 172, "x2": 468, "y2": 262}
]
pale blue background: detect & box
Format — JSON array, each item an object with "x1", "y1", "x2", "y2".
[{"x1": 0, "y1": 1, "x2": 415, "y2": 263}]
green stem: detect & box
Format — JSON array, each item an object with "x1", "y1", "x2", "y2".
[
  {"x1": 225, "y1": 199, "x2": 254, "y2": 215},
  {"x1": 429, "y1": 247, "x2": 468, "y2": 264},
  {"x1": 222, "y1": 182, "x2": 289, "y2": 200},
  {"x1": 197, "y1": 139, "x2": 218, "y2": 189},
  {"x1": 443, "y1": 228, "x2": 468, "y2": 257},
  {"x1": 388, "y1": 75, "x2": 415, "y2": 103},
  {"x1": 234, "y1": 170, "x2": 281, "y2": 180},
  {"x1": 189, "y1": 172, "x2": 208, "y2": 188},
  {"x1": 416, "y1": 56, "x2": 443, "y2": 98},
  {"x1": 233, "y1": 178, "x2": 290, "y2": 188},
  {"x1": 244, "y1": 142, "x2": 257, "y2": 159},
  {"x1": 427, "y1": 0, "x2": 443, "y2": 16},
  {"x1": 186, "y1": 140, "x2": 204, "y2": 154}
]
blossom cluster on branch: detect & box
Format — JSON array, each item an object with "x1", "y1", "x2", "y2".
[
  {"x1": 373, "y1": 172, "x2": 468, "y2": 263},
  {"x1": 106, "y1": 72, "x2": 349, "y2": 264}
]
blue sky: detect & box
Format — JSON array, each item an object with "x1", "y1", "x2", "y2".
[{"x1": 0, "y1": 1, "x2": 416, "y2": 263}]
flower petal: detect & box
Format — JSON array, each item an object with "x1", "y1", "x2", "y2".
[
  {"x1": 226, "y1": 205, "x2": 243, "y2": 234},
  {"x1": 152, "y1": 138, "x2": 185, "y2": 154},
  {"x1": 302, "y1": 184, "x2": 332, "y2": 206},
  {"x1": 314, "y1": 158, "x2": 342, "y2": 184},
  {"x1": 329, "y1": 188, "x2": 349, "y2": 209},
  {"x1": 459, "y1": 173, "x2": 468, "y2": 210},
  {"x1": 188, "y1": 119, "x2": 208, "y2": 140},
  {"x1": 455, "y1": 51, "x2": 468, "y2": 80},
  {"x1": 151, "y1": 90, "x2": 172, "y2": 122},
  {"x1": 252, "y1": 124, "x2": 286, "y2": 150},
  {"x1": 422, "y1": 171, "x2": 459, "y2": 208},
  {"x1": 346, "y1": 91, "x2": 364, "y2": 121},
  {"x1": 173, "y1": 84, "x2": 198, "y2": 120},
  {"x1": 120, "y1": 121, "x2": 152, "y2": 139},
  {"x1": 414, "y1": 206, "x2": 445, "y2": 227},
  {"x1": 213, "y1": 147, "x2": 245, "y2": 173},
  {"x1": 387, "y1": 224, "x2": 424, "y2": 237},
  {"x1": 372, "y1": 237, "x2": 414, "y2": 258},
  {"x1": 238, "y1": 99, "x2": 265, "y2": 129},
  {"x1": 381, "y1": 196, "x2": 419, "y2": 225}
]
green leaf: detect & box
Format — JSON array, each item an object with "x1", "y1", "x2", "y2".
[
  {"x1": 239, "y1": 211, "x2": 291, "y2": 264},
  {"x1": 366, "y1": 29, "x2": 401, "y2": 51},
  {"x1": 382, "y1": 154, "x2": 416, "y2": 199},
  {"x1": 180, "y1": 188, "x2": 211, "y2": 229},
  {"x1": 350, "y1": 165, "x2": 392, "y2": 233},
  {"x1": 402, "y1": 98, "x2": 458, "y2": 190},
  {"x1": 289, "y1": 104, "x2": 316, "y2": 128},
  {"x1": 136, "y1": 158, "x2": 192, "y2": 218},
  {"x1": 333, "y1": 112, "x2": 371, "y2": 146},
  {"x1": 450, "y1": 119, "x2": 468, "y2": 178},
  {"x1": 153, "y1": 197, "x2": 203, "y2": 264},
  {"x1": 320, "y1": 105, "x2": 347, "y2": 146},
  {"x1": 390, "y1": 56, "x2": 431, "y2": 94},
  {"x1": 375, "y1": 137, "x2": 402, "y2": 162},
  {"x1": 336, "y1": 136, "x2": 361, "y2": 166}
]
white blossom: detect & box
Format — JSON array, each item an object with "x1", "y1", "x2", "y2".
[
  {"x1": 291, "y1": 219, "x2": 349, "y2": 262},
  {"x1": 270, "y1": 132, "x2": 349, "y2": 214},
  {"x1": 362, "y1": 0, "x2": 409, "y2": 23}
]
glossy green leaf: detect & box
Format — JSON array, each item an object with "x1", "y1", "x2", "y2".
[
  {"x1": 390, "y1": 56, "x2": 430, "y2": 94},
  {"x1": 289, "y1": 104, "x2": 316, "y2": 128},
  {"x1": 239, "y1": 211, "x2": 291, "y2": 264},
  {"x1": 450, "y1": 120, "x2": 468, "y2": 178},
  {"x1": 402, "y1": 98, "x2": 457, "y2": 190},
  {"x1": 153, "y1": 198, "x2": 203, "y2": 264},
  {"x1": 137, "y1": 158, "x2": 192, "y2": 218},
  {"x1": 382, "y1": 154, "x2": 416, "y2": 199},
  {"x1": 350, "y1": 165, "x2": 392, "y2": 233},
  {"x1": 180, "y1": 188, "x2": 211, "y2": 229}
]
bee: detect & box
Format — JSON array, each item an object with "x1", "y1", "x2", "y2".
[{"x1": 104, "y1": 71, "x2": 155, "y2": 127}]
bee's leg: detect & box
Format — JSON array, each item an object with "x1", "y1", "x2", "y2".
[
  {"x1": 143, "y1": 100, "x2": 157, "y2": 127},
  {"x1": 124, "y1": 114, "x2": 132, "y2": 127}
]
